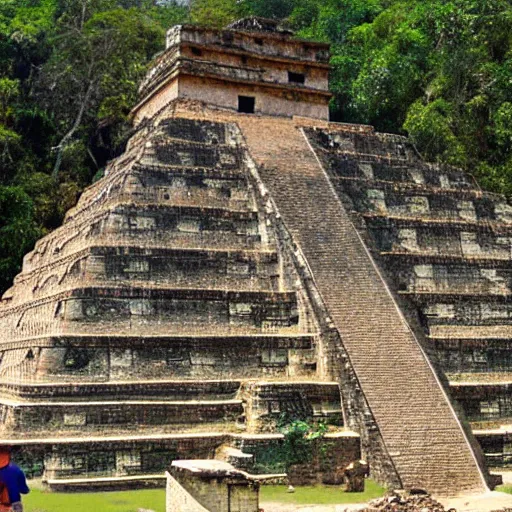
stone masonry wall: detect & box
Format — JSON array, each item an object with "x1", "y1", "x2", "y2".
[
  {"x1": 166, "y1": 473, "x2": 210, "y2": 512},
  {"x1": 167, "y1": 461, "x2": 259, "y2": 512}
]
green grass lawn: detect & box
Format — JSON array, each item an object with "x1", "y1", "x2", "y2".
[
  {"x1": 259, "y1": 480, "x2": 385, "y2": 505},
  {"x1": 498, "y1": 485, "x2": 512, "y2": 494},
  {"x1": 24, "y1": 488, "x2": 166, "y2": 512},
  {"x1": 22, "y1": 480, "x2": 385, "y2": 511}
]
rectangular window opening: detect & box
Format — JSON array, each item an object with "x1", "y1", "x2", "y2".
[
  {"x1": 288, "y1": 71, "x2": 305, "y2": 84},
  {"x1": 261, "y1": 348, "x2": 288, "y2": 366},
  {"x1": 238, "y1": 95, "x2": 255, "y2": 114}
]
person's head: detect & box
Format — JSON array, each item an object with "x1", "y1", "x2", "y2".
[{"x1": 0, "y1": 446, "x2": 12, "y2": 469}]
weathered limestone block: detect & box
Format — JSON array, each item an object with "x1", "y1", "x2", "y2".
[
  {"x1": 286, "y1": 433, "x2": 362, "y2": 486},
  {"x1": 367, "y1": 189, "x2": 386, "y2": 212},
  {"x1": 461, "y1": 231, "x2": 482, "y2": 255},
  {"x1": 243, "y1": 381, "x2": 343, "y2": 432}
]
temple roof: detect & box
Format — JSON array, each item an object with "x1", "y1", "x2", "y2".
[{"x1": 226, "y1": 17, "x2": 293, "y2": 36}]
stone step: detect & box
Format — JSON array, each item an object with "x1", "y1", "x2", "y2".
[
  {"x1": 16, "y1": 245, "x2": 279, "y2": 284},
  {"x1": 59, "y1": 285, "x2": 297, "y2": 316},
  {"x1": 62, "y1": 161, "x2": 251, "y2": 226},
  {"x1": 60, "y1": 285, "x2": 295, "y2": 301},
  {"x1": 474, "y1": 427, "x2": 512, "y2": 437},
  {"x1": 331, "y1": 174, "x2": 495, "y2": 201},
  {"x1": 104, "y1": 200, "x2": 258, "y2": 218},
  {"x1": 0, "y1": 285, "x2": 301, "y2": 348},
  {"x1": 12, "y1": 245, "x2": 282, "y2": 302},
  {"x1": 332, "y1": 177, "x2": 510, "y2": 223},
  {"x1": 22, "y1": 229, "x2": 266, "y2": 274},
  {"x1": 0, "y1": 332, "x2": 314, "y2": 351},
  {"x1": 153, "y1": 134, "x2": 234, "y2": 151},
  {"x1": 18, "y1": 430, "x2": 225, "y2": 446},
  {"x1": 134, "y1": 162, "x2": 245, "y2": 180},
  {"x1": 159, "y1": 118, "x2": 230, "y2": 145},
  {"x1": 382, "y1": 251, "x2": 512, "y2": 266},
  {"x1": 0, "y1": 397, "x2": 245, "y2": 435},
  {"x1": 0, "y1": 381, "x2": 345, "y2": 435},
  {"x1": 90, "y1": 203, "x2": 261, "y2": 251},
  {"x1": 246, "y1": 381, "x2": 344, "y2": 427},
  {"x1": 0, "y1": 373, "x2": 331, "y2": 401},
  {"x1": 0, "y1": 331, "x2": 314, "y2": 383},
  {"x1": 395, "y1": 266, "x2": 512, "y2": 297},
  {"x1": 364, "y1": 212, "x2": 512, "y2": 232},
  {"x1": 433, "y1": 337, "x2": 512, "y2": 375},
  {"x1": 449, "y1": 376, "x2": 512, "y2": 388},
  {"x1": 308, "y1": 130, "x2": 484, "y2": 196},
  {"x1": 24, "y1": 202, "x2": 263, "y2": 273},
  {"x1": 0, "y1": 379, "x2": 243, "y2": 401},
  {"x1": 113, "y1": 188, "x2": 253, "y2": 213},
  {"x1": 127, "y1": 164, "x2": 251, "y2": 209},
  {"x1": 429, "y1": 328, "x2": 512, "y2": 340},
  {"x1": 306, "y1": 127, "x2": 418, "y2": 162},
  {"x1": 400, "y1": 290, "x2": 512, "y2": 300},
  {"x1": 424, "y1": 302, "x2": 512, "y2": 329},
  {"x1": 46, "y1": 474, "x2": 166, "y2": 492},
  {"x1": 2, "y1": 319, "x2": 303, "y2": 339},
  {"x1": 147, "y1": 139, "x2": 241, "y2": 170},
  {"x1": 5, "y1": 284, "x2": 296, "y2": 307}
]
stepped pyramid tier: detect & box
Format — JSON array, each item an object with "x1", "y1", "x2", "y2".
[
  {"x1": 0, "y1": 115, "x2": 347, "y2": 469},
  {"x1": 0, "y1": 18, "x2": 497, "y2": 495}
]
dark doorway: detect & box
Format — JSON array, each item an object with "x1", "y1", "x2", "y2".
[
  {"x1": 238, "y1": 96, "x2": 255, "y2": 114},
  {"x1": 288, "y1": 71, "x2": 305, "y2": 84}
]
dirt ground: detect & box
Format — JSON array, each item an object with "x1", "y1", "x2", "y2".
[
  {"x1": 260, "y1": 501, "x2": 367, "y2": 512},
  {"x1": 260, "y1": 491, "x2": 512, "y2": 512},
  {"x1": 260, "y1": 503, "x2": 368, "y2": 512},
  {"x1": 439, "y1": 491, "x2": 512, "y2": 512}
]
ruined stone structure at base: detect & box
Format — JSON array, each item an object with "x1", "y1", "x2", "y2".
[
  {"x1": 0, "y1": 17, "x2": 506, "y2": 496},
  {"x1": 166, "y1": 460, "x2": 259, "y2": 512}
]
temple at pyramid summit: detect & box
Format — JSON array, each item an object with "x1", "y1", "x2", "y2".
[{"x1": 2, "y1": 17, "x2": 512, "y2": 495}]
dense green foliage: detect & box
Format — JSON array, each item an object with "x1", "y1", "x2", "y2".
[
  {"x1": 1, "y1": 0, "x2": 512, "y2": 292},
  {"x1": 242, "y1": 419, "x2": 327, "y2": 473},
  {"x1": 280, "y1": 419, "x2": 327, "y2": 467},
  {"x1": 0, "y1": 0, "x2": 189, "y2": 292}
]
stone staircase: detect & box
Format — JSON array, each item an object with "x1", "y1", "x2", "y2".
[
  {"x1": 304, "y1": 125, "x2": 512, "y2": 476},
  {"x1": 235, "y1": 115, "x2": 487, "y2": 494}
]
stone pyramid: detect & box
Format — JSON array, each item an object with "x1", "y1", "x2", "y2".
[{"x1": 0, "y1": 19, "x2": 498, "y2": 496}]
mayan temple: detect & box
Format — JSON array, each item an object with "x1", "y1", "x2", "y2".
[{"x1": 3, "y1": 16, "x2": 512, "y2": 496}]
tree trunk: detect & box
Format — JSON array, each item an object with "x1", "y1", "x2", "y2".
[{"x1": 52, "y1": 81, "x2": 94, "y2": 178}]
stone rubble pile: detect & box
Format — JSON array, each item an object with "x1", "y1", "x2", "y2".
[{"x1": 361, "y1": 492, "x2": 454, "y2": 512}]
